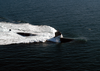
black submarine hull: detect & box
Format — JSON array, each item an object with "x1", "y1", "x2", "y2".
[
  {"x1": 60, "y1": 38, "x2": 74, "y2": 43},
  {"x1": 17, "y1": 32, "x2": 74, "y2": 43}
]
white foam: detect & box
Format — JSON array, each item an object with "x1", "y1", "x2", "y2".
[{"x1": 0, "y1": 22, "x2": 62, "y2": 45}]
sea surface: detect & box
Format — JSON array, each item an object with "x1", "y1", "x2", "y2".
[{"x1": 0, "y1": 0, "x2": 100, "y2": 71}]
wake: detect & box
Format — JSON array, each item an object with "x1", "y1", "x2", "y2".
[{"x1": 0, "y1": 22, "x2": 58, "y2": 45}]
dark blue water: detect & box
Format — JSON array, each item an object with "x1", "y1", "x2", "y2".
[{"x1": 0, "y1": 0, "x2": 100, "y2": 71}]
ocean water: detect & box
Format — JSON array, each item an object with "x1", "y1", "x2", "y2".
[{"x1": 0, "y1": 0, "x2": 100, "y2": 71}]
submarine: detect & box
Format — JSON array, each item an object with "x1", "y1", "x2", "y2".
[{"x1": 17, "y1": 31, "x2": 74, "y2": 43}]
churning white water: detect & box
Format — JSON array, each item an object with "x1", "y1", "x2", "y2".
[{"x1": 0, "y1": 22, "x2": 62, "y2": 45}]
